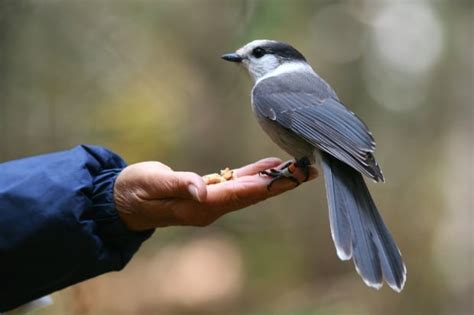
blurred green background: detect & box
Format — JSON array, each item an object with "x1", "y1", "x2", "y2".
[{"x1": 0, "y1": 0, "x2": 472, "y2": 314}]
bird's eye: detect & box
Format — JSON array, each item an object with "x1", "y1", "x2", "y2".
[{"x1": 252, "y1": 47, "x2": 266, "y2": 58}]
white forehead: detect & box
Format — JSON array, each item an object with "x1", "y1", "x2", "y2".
[{"x1": 236, "y1": 39, "x2": 276, "y2": 55}]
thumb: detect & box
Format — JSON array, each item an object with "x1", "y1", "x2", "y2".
[{"x1": 158, "y1": 171, "x2": 207, "y2": 202}]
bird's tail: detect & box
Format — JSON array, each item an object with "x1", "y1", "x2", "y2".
[{"x1": 320, "y1": 152, "x2": 406, "y2": 292}]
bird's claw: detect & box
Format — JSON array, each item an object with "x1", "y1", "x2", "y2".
[
  {"x1": 259, "y1": 158, "x2": 311, "y2": 190},
  {"x1": 295, "y1": 157, "x2": 311, "y2": 182},
  {"x1": 260, "y1": 168, "x2": 301, "y2": 190}
]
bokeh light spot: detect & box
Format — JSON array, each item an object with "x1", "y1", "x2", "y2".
[{"x1": 372, "y1": 2, "x2": 444, "y2": 74}]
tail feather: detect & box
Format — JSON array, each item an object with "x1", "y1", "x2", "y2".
[
  {"x1": 321, "y1": 153, "x2": 406, "y2": 292},
  {"x1": 323, "y1": 157, "x2": 352, "y2": 260},
  {"x1": 365, "y1": 194, "x2": 407, "y2": 291}
]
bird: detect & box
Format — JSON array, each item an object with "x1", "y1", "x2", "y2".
[{"x1": 221, "y1": 39, "x2": 406, "y2": 292}]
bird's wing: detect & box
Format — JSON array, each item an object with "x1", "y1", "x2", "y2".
[{"x1": 252, "y1": 72, "x2": 384, "y2": 182}]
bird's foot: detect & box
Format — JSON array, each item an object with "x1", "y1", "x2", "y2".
[
  {"x1": 295, "y1": 156, "x2": 311, "y2": 182},
  {"x1": 260, "y1": 157, "x2": 311, "y2": 190}
]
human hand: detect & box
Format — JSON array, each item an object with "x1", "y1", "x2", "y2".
[{"x1": 114, "y1": 158, "x2": 318, "y2": 231}]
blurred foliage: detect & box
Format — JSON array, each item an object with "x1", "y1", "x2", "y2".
[{"x1": 0, "y1": 0, "x2": 472, "y2": 315}]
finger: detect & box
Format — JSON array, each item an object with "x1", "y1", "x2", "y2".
[
  {"x1": 209, "y1": 165, "x2": 318, "y2": 208},
  {"x1": 145, "y1": 170, "x2": 207, "y2": 202},
  {"x1": 137, "y1": 177, "x2": 279, "y2": 228},
  {"x1": 234, "y1": 157, "x2": 283, "y2": 177},
  {"x1": 137, "y1": 166, "x2": 318, "y2": 228}
]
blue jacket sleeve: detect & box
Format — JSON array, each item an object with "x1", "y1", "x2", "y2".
[{"x1": 0, "y1": 145, "x2": 154, "y2": 311}]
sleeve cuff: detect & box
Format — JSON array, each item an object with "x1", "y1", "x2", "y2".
[{"x1": 91, "y1": 168, "x2": 155, "y2": 267}]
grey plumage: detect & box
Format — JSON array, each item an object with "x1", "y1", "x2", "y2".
[
  {"x1": 252, "y1": 72, "x2": 384, "y2": 182},
  {"x1": 321, "y1": 153, "x2": 405, "y2": 291},
  {"x1": 223, "y1": 39, "x2": 406, "y2": 292}
]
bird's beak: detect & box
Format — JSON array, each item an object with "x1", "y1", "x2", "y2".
[{"x1": 221, "y1": 53, "x2": 243, "y2": 63}]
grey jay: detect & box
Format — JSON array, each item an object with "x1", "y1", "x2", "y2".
[{"x1": 222, "y1": 39, "x2": 406, "y2": 292}]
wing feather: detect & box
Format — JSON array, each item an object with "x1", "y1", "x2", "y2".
[{"x1": 253, "y1": 73, "x2": 384, "y2": 181}]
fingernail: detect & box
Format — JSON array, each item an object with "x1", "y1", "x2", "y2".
[{"x1": 188, "y1": 185, "x2": 201, "y2": 202}]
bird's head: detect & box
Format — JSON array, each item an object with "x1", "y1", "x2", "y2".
[{"x1": 222, "y1": 39, "x2": 307, "y2": 82}]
